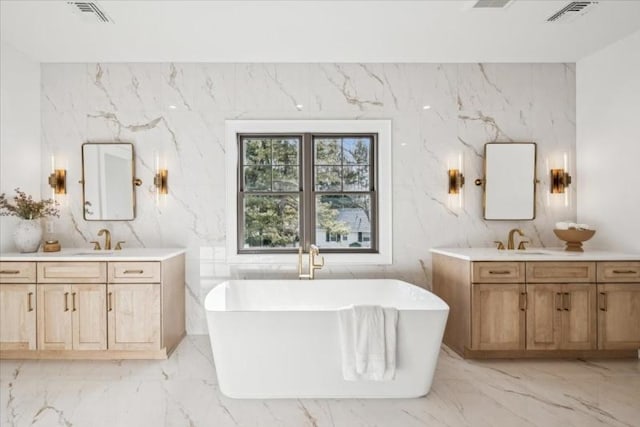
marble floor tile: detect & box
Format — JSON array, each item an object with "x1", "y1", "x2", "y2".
[{"x1": 1, "y1": 336, "x2": 638, "y2": 427}]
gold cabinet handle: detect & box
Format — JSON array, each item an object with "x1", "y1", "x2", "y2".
[
  {"x1": 123, "y1": 269, "x2": 144, "y2": 274},
  {"x1": 107, "y1": 292, "x2": 113, "y2": 312},
  {"x1": 599, "y1": 292, "x2": 607, "y2": 311},
  {"x1": 0, "y1": 270, "x2": 20, "y2": 274},
  {"x1": 64, "y1": 292, "x2": 69, "y2": 312},
  {"x1": 555, "y1": 292, "x2": 563, "y2": 311},
  {"x1": 519, "y1": 292, "x2": 527, "y2": 311},
  {"x1": 489, "y1": 270, "x2": 511, "y2": 275},
  {"x1": 27, "y1": 292, "x2": 34, "y2": 312},
  {"x1": 612, "y1": 270, "x2": 637, "y2": 274},
  {"x1": 563, "y1": 292, "x2": 571, "y2": 311},
  {"x1": 72, "y1": 292, "x2": 77, "y2": 312}
]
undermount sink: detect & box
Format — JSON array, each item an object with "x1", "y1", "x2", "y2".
[
  {"x1": 72, "y1": 251, "x2": 115, "y2": 256},
  {"x1": 497, "y1": 250, "x2": 552, "y2": 255}
]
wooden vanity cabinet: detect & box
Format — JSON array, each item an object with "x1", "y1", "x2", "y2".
[
  {"x1": 433, "y1": 254, "x2": 638, "y2": 359},
  {"x1": 37, "y1": 284, "x2": 108, "y2": 351},
  {"x1": 37, "y1": 262, "x2": 108, "y2": 351},
  {"x1": 106, "y1": 261, "x2": 169, "y2": 351},
  {"x1": 597, "y1": 262, "x2": 640, "y2": 349},
  {"x1": 525, "y1": 262, "x2": 597, "y2": 351},
  {"x1": 0, "y1": 254, "x2": 185, "y2": 360},
  {"x1": 470, "y1": 262, "x2": 526, "y2": 350},
  {"x1": 472, "y1": 283, "x2": 526, "y2": 350},
  {"x1": 0, "y1": 262, "x2": 36, "y2": 350}
]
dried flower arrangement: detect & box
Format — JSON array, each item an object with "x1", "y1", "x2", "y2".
[{"x1": 0, "y1": 188, "x2": 59, "y2": 220}]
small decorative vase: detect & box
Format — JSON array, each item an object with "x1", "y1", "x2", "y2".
[{"x1": 13, "y1": 219, "x2": 43, "y2": 253}]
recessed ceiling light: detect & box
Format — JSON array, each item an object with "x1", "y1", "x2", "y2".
[
  {"x1": 422, "y1": 105, "x2": 432, "y2": 110},
  {"x1": 168, "y1": 105, "x2": 177, "y2": 110},
  {"x1": 401, "y1": 142, "x2": 408, "y2": 147},
  {"x1": 295, "y1": 104, "x2": 304, "y2": 110}
]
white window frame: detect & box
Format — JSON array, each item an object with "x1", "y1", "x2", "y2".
[{"x1": 225, "y1": 120, "x2": 392, "y2": 265}]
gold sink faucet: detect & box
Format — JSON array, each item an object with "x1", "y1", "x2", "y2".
[
  {"x1": 298, "y1": 244, "x2": 325, "y2": 280},
  {"x1": 507, "y1": 228, "x2": 525, "y2": 250},
  {"x1": 97, "y1": 229, "x2": 112, "y2": 250}
]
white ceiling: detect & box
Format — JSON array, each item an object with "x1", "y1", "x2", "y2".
[{"x1": 2, "y1": 0, "x2": 640, "y2": 63}]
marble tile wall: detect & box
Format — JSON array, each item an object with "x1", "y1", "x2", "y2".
[{"x1": 40, "y1": 63, "x2": 576, "y2": 333}]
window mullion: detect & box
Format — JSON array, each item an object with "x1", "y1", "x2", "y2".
[{"x1": 302, "y1": 133, "x2": 314, "y2": 251}]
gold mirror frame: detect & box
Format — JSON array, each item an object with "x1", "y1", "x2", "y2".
[{"x1": 80, "y1": 142, "x2": 141, "y2": 221}]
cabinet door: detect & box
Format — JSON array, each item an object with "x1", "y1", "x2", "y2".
[
  {"x1": 526, "y1": 284, "x2": 562, "y2": 350},
  {"x1": 560, "y1": 284, "x2": 597, "y2": 350},
  {"x1": 72, "y1": 284, "x2": 107, "y2": 350},
  {"x1": 107, "y1": 284, "x2": 161, "y2": 350},
  {"x1": 598, "y1": 284, "x2": 640, "y2": 349},
  {"x1": 37, "y1": 284, "x2": 72, "y2": 350},
  {"x1": 0, "y1": 284, "x2": 36, "y2": 350},
  {"x1": 472, "y1": 284, "x2": 525, "y2": 350}
]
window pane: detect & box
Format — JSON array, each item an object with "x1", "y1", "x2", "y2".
[
  {"x1": 315, "y1": 138, "x2": 342, "y2": 165},
  {"x1": 343, "y1": 166, "x2": 369, "y2": 191},
  {"x1": 243, "y1": 138, "x2": 272, "y2": 165},
  {"x1": 272, "y1": 138, "x2": 299, "y2": 165},
  {"x1": 273, "y1": 166, "x2": 299, "y2": 191},
  {"x1": 244, "y1": 166, "x2": 272, "y2": 191},
  {"x1": 343, "y1": 137, "x2": 370, "y2": 165},
  {"x1": 315, "y1": 194, "x2": 372, "y2": 249},
  {"x1": 243, "y1": 195, "x2": 300, "y2": 249},
  {"x1": 315, "y1": 166, "x2": 342, "y2": 191}
]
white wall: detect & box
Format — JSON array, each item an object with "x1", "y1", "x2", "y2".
[
  {"x1": 577, "y1": 30, "x2": 640, "y2": 252},
  {"x1": 0, "y1": 42, "x2": 41, "y2": 252}
]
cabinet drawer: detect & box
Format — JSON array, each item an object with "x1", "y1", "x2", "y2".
[
  {"x1": 597, "y1": 262, "x2": 640, "y2": 283},
  {"x1": 472, "y1": 262, "x2": 525, "y2": 283},
  {"x1": 0, "y1": 262, "x2": 36, "y2": 283},
  {"x1": 38, "y1": 262, "x2": 106, "y2": 283},
  {"x1": 108, "y1": 262, "x2": 161, "y2": 283},
  {"x1": 526, "y1": 262, "x2": 595, "y2": 283}
]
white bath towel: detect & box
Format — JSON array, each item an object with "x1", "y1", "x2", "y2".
[{"x1": 338, "y1": 305, "x2": 398, "y2": 381}]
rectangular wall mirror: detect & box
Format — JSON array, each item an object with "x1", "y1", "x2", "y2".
[
  {"x1": 81, "y1": 143, "x2": 136, "y2": 220},
  {"x1": 483, "y1": 142, "x2": 536, "y2": 220}
]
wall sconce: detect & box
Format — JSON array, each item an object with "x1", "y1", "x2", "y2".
[
  {"x1": 48, "y1": 170, "x2": 67, "y2": 194},
  {"x1": 447, "y1": 153, "x2": 465, "y2": 209},
  {"x1": 546, "y1": 152, "x2": 571, "y2": 208},
  {"x1": 154, "y1": 169, "x2": 168, "y2": 195},
  {"x1": 448, "y1": 169, "x2": 465, "y2": 194},
  {"x1": 550, "y1": 168, "x2": 572, "y2": 194},
  {"x1": 48, "y1": 156, "x2": 66, "y2": 195}
]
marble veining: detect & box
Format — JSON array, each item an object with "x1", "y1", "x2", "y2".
[
  {"x1": 1, "y1": 337, "x2": 638, "y2": 427},
  {"x1": 38, "y1": 63, "x2": 576, "y2": 333}
]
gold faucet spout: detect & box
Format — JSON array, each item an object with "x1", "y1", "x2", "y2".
[
  {"x1": 507, "y1": 228, "x2": 524, "y2": 250},
  {"x1": 97, "y1": 229, "x2": 112, "y2": 250},
  {"x1": 298, "y1": 245, "x2": 325, "y2": 280}
]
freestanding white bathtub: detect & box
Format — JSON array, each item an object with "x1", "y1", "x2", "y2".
[{"x1": 205, "y1": 279, "x2": 449, "y2": 399}]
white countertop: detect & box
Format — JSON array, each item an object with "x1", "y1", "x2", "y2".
[
  {"x1": 0, "y1": 248, "x2": 186, "y2": 262},
  {"x1": 430, "y1": 247, "x2": 640, "y2": 262}
]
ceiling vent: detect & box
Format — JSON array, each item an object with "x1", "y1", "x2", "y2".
[
  {"x1": 67, "y1": 2, "x2": 113, "y2": 23},
  {"x1": 472, "y1": 0, "x2": 515, "y2": 8},
  {"x1": 547, "y1": 2, "x2": 598, "y2": 23}
]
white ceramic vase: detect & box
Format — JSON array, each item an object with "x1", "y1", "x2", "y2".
[{"x1": 14, "y1": 219, "x2": 43, "y2": 253}]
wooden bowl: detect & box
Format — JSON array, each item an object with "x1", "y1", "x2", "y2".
[{"x1": 553, "y1": 229, "x2": 596, "y2": 252}]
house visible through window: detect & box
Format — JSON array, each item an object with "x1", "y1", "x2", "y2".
[{"x1": 237, "y1": 133, "x2": 377, "y2": 253}]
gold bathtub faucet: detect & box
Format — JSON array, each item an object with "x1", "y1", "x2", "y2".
[{"x1": 298, "y1": 244, "x2": 325, "y2": 280}]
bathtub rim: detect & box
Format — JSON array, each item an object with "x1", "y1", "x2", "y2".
[{"x1": 204, "y1": 278, "x2": 450, "y2": 313}]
